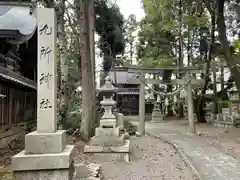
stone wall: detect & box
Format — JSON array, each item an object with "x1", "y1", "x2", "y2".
[{"x1": 213, "y1": 109, "x2": 240, "y2": 128}]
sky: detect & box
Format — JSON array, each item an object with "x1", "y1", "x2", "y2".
[
  {"x1": 116, "y1": 0, "x2": 145, "y2": 21},
  {"x1": 93, "y1": 0, "x2": 230, "y2": 93},
  {"x1": 95, "y1": 0, "x2": 145, "y2": 87},
  {"x1": 94, "y1": 1, "x2": 231, "y2": 92}
]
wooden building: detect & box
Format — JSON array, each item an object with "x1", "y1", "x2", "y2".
[
  {"x1": 0, "y1": 1, "x2": 37, "y2": 128},
  {"x1": 100, "y1": 69, "x2": 140, "y2": 116}
]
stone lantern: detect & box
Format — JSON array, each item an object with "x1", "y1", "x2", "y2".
[
  {"x1": 99, "y1": 76, "x2": 118, "y2": 127},
  {"x1": 151, "y1": 94, "x2": 164, "y2": 122},
  {"x1": 84, "y1": 76, "x2": 130, "y2": 162}
]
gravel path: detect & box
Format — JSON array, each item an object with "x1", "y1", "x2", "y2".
[{"x1": 100, "y1": 136, "x2": 199, "y2": 180}]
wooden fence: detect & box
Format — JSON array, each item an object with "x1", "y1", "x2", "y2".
[{"x1": 0, "y1": 79, "x2": 37, "y2": 127}]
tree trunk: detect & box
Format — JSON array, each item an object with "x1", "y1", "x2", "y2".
[
  {"x1": 210, "y1": 5, "x2": 217, "y2": 114},
  {"x1": 176, "y1": 0, "x2": 183, "y2": 118},
  {"x1": 58, "y1": 0, "x2": 69, "y2": 127},
  {"x1": 187, "y1": 30, "x2": 191, "y2": 66},
  {"x1": 88, "y1": 0, "x2": 97, "y2": 129},
  {"x1": 212, "y1": 65, "x2": 218, "y2": 113},
  {"x1": 178, "y1": 0, "x2": 183, "y2": 69},
  {"x1": 78, "y1": 0, "x2": 95, "y2": 140},
  {"x1": 166, "y1": 85, "x2": 174, "y2": 116},
  {"x1": 217, "y1": 0, "x2": 240, "y2": 91},
  {"x1": 196, "y1": 3, "x2": 216, "y2": 123},
  {"x1": 221, "y1": 63, "x2": 224, "y2": 90}
]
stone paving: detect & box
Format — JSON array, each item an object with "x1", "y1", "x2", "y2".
[{"x1": 145, "y1": 122, "x2": 240, "y2": 180}]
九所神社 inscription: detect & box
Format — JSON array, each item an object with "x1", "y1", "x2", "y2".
[
  {"x1": 40, "y1": 98, "x2": 52, "y2": 109},
  {"x1": 39, "y1": 73, "x2": 52, "y2": 89},
  {"x1": 40, "y1": 46, "x2": 52, "y2": 63},
  {"x1": 37, "y1": 8, "x2": 57, "y2": 133},
  {"x1": 39, "y1": 24, "x2": 52, "y2": 35}
]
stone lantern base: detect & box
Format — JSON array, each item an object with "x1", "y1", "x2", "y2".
[
  {"x1": 151, "y1": 109, "x2": 164, "y2": 122},
  {"x1": 84, "y1": 127, "x2": 130, "y2": 162},
  {"x1": 86, "y1": 76, "x2": 130, "y2": 162}
]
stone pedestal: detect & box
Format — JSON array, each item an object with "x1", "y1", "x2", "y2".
[
  {"x1": 12, "y1": 141, "x2": 74, "y2": 180},
  {"x1": 84, "y1": 127, "x2": 130, "y2": 162},
  {"x1": 117, "y1": 113, "x2": 130, "y2": 139},
  {"x1": 84, "y1": 77, "x2": 130, "y2": 162},
  {"x1": 213, "y1": 110, "x2": 236, "y2": 128},
  {"x1": 12, "y1": 130, "x2": 74, "y2": 180},
  {"x1": 12, "y1": 8, "x2": 74, "y2": 180},
  {"x1": 117, "y1": 113, "x2": 124, "y2": 130},
  {"x1": 151, "y1": 102, "x2": 164, "y2": 122},
  {"x1": 151, "y1": 109, "x2": 164, "y2": 122}
]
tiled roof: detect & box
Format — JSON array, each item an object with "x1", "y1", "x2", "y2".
[
  {"x1": 0, "y1": 66, "x2": 36, "y2": 89},
  {"x1": 108, "y1": 71, "x2": 139, "y2": 84},
  {"x1": 116, "y1": 91, "x2": 139, "y2": 95},
  {"x1": 0, "y1": 3, "x2": 37, "y2": 43}
]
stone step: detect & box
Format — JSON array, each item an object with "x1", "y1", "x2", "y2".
[
  {"x1": 91, "y1": 152, "x2": 129, "y2": 163},
  {"x1": 89, "y1": 135, "x2": 124, "y2": 146},
  {"x1": 95, "y1": 127, "x2": 120, "y2": 137},
  {"x1": 84, "y1": 140, "x2": 130, "y2": 162}
]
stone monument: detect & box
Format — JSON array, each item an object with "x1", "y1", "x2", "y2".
[
  {"x1": 12, "y1": 8, "x2": 74, "y2": 180},
  {"x1": 151, "y1": 95, "x2": 164, "y2": 122},
  {"x1": 117, "y1": 113, "x2": 124, "y2": 131},
  {"x1": 84, "y1": 76, "x2": 130, "y2": 162}
]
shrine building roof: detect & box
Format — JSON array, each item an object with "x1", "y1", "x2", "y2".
[
  {"x1": 0, "y1": 1, "x2": 37, "y2": 44},
  {"x1": 108, "y1": 70, "x2": 138, "y2": 84}
]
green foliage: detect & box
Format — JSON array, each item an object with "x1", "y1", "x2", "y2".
[
  {"x1": 218, "y1": 100, "x2": 231, "y2": 104},
  {"x1": 63, "y1": 112, "x2": 82, "y2": 135},
  {"x1": 141, "y1": 54, "x2": 175, "y2": 68},
  {"x1": 137, "y1": 0, "x2": 178, "y2": 67},
  {"x1": 41, "y1": 0, "x2": 55, "y2": 7},
  {"x1": 217, "y1": 100, "x2": 232, "y2": 106},
  {"x1": 124, "y1": 121, "x2": 137, "y2": 136},
  {"x1": 0, "y1": 168, "x2": 12, "y2": 179},
  {"x1": 25, "y1": 109, "x2": 36, "y2": 133},
  {"x1": 95, "y1": 0, "x2": 125, "y2": 71},
  {"x1": 183, "y1": 14, "x2": 208, "y2": 27},
  {"x1": 56, "y1": 40, "x2": 82, "y2": 132},
  {"x1": 233, "y1": 39, "x2": 240, "y2": 55},
  {"x1": 95, "y1": 0, "x2": 124, "y2": 35},
  {"x1": 137, "y1": 0, "x2": 212, "y2": 69}
]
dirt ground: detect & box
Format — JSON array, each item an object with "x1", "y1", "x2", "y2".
[
  {"x1": 0, "y1": 136, "x2": 24, "y2": 180},
  {"x1": 71, "y1": 135, "x2": 199, "y2": 180},
  {"x1": 73, "y1": 135, "x2": 199, "y2": 180},
  {"x1": 0, "y1": 136, "x2": 90, "y2": 180},
  {"x1": 97, "y1": 136, "x2": 198, "y2": 180},
  {"x1": 198, "y1": 123, "x2": 240, "y2": 160},
  {"x1": 0, "y1": 135, "x2": 199, "y2": 180},
  {"x1": 4, "y1": 120, "x2": 238, "y2": 180}
]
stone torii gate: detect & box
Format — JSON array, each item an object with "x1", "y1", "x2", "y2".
[{"x1": 124, "y1": 65, "x2": 203, "y2": 135}]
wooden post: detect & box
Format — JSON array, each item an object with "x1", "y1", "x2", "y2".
[
  {"x1": 186, "y1": 83, "x2": 195, "y2": 133},
  {"x1": 139, "y1": 71, "x2": 145, "y2": 135}
]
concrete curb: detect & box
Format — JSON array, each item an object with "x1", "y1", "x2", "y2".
[{"x1": 146, "y1": 132, "x2": 202, "y2": 180}]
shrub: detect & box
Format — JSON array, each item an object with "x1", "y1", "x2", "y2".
[
  {"x1": 64, "y1": 111, "x2": 82, "y2": 135},
  {"x1": 25, "y1": 110, "x2": 36, "y2": 133},
  {"x1": 124, "y1": 121, "x2": 137, "y2": 136}
]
